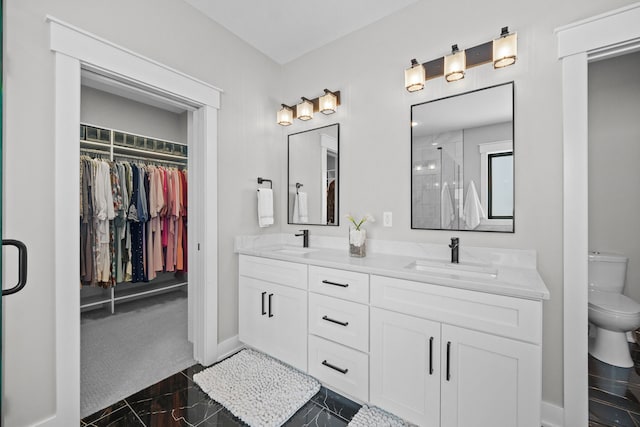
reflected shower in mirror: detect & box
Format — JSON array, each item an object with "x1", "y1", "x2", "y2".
[
  {"x1": 411, "y1": 82, "x2": 514, "y2": 232},
  {"x1": 288, "y1": 123, "x2": 339, "y2": 226}
]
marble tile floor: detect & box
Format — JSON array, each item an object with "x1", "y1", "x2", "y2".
[
  {"x1": 81, "y1": 363, "x2": 362, "y2": 426},
  {"x1": 589, "y1": 342, "x2": 640, "y2": 427}
]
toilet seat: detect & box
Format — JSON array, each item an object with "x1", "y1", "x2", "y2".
[{"x1": 589, "y1": 290, "x2": 640, "y2": 316}]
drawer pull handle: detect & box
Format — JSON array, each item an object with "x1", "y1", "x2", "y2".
[
  {"x1": 322, "y1": 360, "x2": 348, "y2": 374},
  {"x1": 429, "y1": 337, "x2": 434, "y2": 375},
  {"x1": 261, "y1": 292, "x2": 267, "y2": 315},
  {"x1": 268, "y1": 293, "x2": 274, "y2": 318},
  {"x1": 321, "y1": 280, "x2": 349, "y2": 288},
  {"x1": 322, "y1": 315, "x2": 349, "y2": 327},
  {"x1": 446, "y1": 341, "x2": 451, "y2": 381}
]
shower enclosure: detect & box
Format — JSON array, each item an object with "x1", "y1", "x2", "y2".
[{"x1": 412, "y1": 130, "x2": 463, "y2": 230}]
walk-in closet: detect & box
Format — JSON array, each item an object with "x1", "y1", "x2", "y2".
[{"x1": 79, "y1": 85, "x2": 195, "y2": 417}]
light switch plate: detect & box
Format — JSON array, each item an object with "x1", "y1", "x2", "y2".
[{"x1": 383, "y1": 212, "x2": 392, "y2": 227}]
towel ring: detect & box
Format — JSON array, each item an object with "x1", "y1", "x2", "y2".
[
  {"x1": 257, "y1": 177, "x2": 272, "y2": 190},
  {"x1": 296, "y1": 182, "x2": 303, "y2": 194}
]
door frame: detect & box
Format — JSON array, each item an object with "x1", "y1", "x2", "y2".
[
  {"x1": 556, "y1": 3, "x2": 640, "y2": 425},
  {"x1": 47, "y1": 17, "x2": 221, "y2": 425}
]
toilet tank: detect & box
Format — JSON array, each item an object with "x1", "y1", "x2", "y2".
[{"x1": 588, "y1": 252, "x2": 628, "y2": 293}]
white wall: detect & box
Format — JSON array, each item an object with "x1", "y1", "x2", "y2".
[
  {"x1": 588, "y1": 51, "x2": 640, "y2": 303},
  {"x1": 3, "y1": 0, "x2": 281, "y2": 425},
  {"x1": 81, "y1": 86, "x2": 188, "y2": 143},
  {"x1": 278, "y1": 0, "x2": 636, "y2": 409}
]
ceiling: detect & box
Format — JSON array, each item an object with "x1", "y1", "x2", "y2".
[{"x1": 182, "y1": 0, "x2": 420, "y2": 64}]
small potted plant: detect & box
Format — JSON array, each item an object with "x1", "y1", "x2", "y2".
[{"x1": 345, "y1": 213, "x2": 375, "y2": 257}]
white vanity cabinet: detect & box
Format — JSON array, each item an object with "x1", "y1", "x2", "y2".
[
  {"x1": 236, "y1": 246, "x2": 547, "y2": 426},
  {"x1": 238, "y1": 255, "x2": 308, "y2": 372},
  {"x1": 307, "y1": 266, "x2": 370, "y2": 401},
  {"x1": 369, "y1": 275, "x2": 542, "y2": 427}
]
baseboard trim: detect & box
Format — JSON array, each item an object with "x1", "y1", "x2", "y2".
[
  {"x1": 217, "y1": 335, "x2": 243, "y2": 361},
  {"x1": 541, "y1": 400, "x2": 564, "y2": 427}
]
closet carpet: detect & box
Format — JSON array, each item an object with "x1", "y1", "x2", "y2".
[{"x1": 81, "y1": 290, "x2": 194, "y2": 418}]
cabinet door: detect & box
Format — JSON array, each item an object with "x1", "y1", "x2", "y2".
[
  {"x1": 370, "y1": 308, "x2": 441, "y2": 427},
  {"x1": 238, "y1": 276, "x2": 272, "y2": 354},
  {"x1": 441, "y1": 325, "x2": 541, "y2": 427},
  {"x1": 268, "y1": 281, "x2": 308, "y2": 372}
]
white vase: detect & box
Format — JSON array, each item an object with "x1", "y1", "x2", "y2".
[{"x1": 349, "y1": 228, "x2": 366, "y2": 257}]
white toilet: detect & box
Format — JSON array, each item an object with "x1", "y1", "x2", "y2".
[{"x1": 588, "y1": 252, "x2": 640, "y2": 367}]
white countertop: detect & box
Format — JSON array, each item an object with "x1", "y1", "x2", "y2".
[{"x1": 236, "y1": 237, "x2": 550, "y2": 301}]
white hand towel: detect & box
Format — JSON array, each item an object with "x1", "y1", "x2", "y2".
[
  {"x1": 441, "y1": 182, "x2": 454, "y2": 229},
  {"x1": 293, "y1": 192, "x2": 309, "y2": 223},
  {"x1": 257, "y1": 188, "x2": 274, "y2": 227},
  {"x1": 463, "y1": 180, "x2": 485, "y2": 230}
]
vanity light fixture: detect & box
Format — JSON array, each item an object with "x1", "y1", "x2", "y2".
[
  {"x1": 297, "y1": 98, "x2": 314, "y2": 121},
  {"x1": 319, "y1": 89, "x2": 338, "y2": 114},
  {"x1": 277, "y1": 89, "x2": 341, "y2": 125},
  {"x1": 405, "y1": 59, "x2": 426, "y2": 92},
  {"x1": 493, "y1": 27, "x2": 517, "y2": 68},
  {"x1": 277, "y1": 104, "x2": 294, "y2": 126},
  {"x1": 444, "y1": 45, "x2": 466, "y2": 82},
  {"x1": 405, "y1": 26, "x2": 517, "y2": 91}
]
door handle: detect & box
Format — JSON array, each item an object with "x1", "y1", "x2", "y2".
[
  {"x1": 268, "y1": 293, "x2": 274, "y2": 318},
  {"x1": 2, "y1": 239, "x2": 28, "y2": 296},
  {"x1": 429, "y1": 337, "x2": 434, "y2": 375},
  {"x1": 261, "y1": 291, "x2": 266, "y2": 315},
  {"x1": 446, "y1": 341, "x2": 451, "y2": 381}
]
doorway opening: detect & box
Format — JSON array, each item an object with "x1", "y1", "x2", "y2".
[{"x1": 49, "y1": 17, "x2": 220, "y2": 425}]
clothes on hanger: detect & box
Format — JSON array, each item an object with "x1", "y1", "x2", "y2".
[{"x1": 80, "y1": 155, "x2": 188, "y2": 287}]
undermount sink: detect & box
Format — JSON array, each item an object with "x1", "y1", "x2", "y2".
[
  {"x1": 273, "y1": 247, "x2": 315, "y2": 256},
  {"x1": 405, "y1": 259, "x2": 498, "y2": 279}
]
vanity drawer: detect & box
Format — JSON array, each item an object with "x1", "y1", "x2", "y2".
[
  {"x1": 370, "y1": 275, "x2": 542, "y2": 344},
  {"x1": 239, "y1": 255, "x2": 307, "y2": 290},
  {"x1": 308, "y1": 335, "x2": 369, "y2": 402},
  {"x1": 309, "y1": 266, "x2": 369, "y2": 304},
  {"x1": 309, "y1": 293, "x2": 369, "y2": 352}
]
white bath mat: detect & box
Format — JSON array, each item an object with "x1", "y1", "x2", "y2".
[
  {"x1": 348, "y1": 405, "x2": 416, "y2": 427},
  {"x1": 193, "y1": 348, "x2": 320, "y2": 427}
]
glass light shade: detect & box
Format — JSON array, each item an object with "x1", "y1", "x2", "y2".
[
  {"x1": 444, "y1": 49, "x2": 466, "y2": 82},
  {"x1": 493, "y1": 32, "x2": 517, "y2": 68},
  {"x1": 277, "y1": 106, "x2": 293, "y2": 126},
  {"x1": 405, "y1": 63, "x2": 426, "y2": 92},
  {"x1": 319, "y1": 91, "x2": 338, "y2": 114},
  {"x1": 296, "y1": 99, "x2": 314, "y2": 121}
]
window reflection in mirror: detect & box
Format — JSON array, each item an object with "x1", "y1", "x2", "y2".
[
  {"x1": 411, "y1": 82, "x2": 514, "y2": 232},
  {"x1": 288, "y1": 124, "x2": 339, "y2": 226}
]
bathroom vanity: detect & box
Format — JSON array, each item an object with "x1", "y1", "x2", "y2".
[{"x1": 237, "y1": 239, "x2": 549, "y2": 427}]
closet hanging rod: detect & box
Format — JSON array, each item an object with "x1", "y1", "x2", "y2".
[
  {"x1": 81, "y1": 139, "x2": 187, "y2": 161},
  {"x1": 81, "y1": 147, "x2": 187, "y2": 167},
  {"x1": 80, "y1": 147, "x2": 110, "y2": 157},
  {"x1": 81, "y1": 122, "x2": 188, "y2": 147},
  {"x1": 112, "y1": 152, "x2": 187, "y2": 167}
]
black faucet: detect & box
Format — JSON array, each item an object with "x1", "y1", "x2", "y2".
[
  {"x1": 295, "y1": 229, "x2": 309, "y2": 248},
  {"x1": 449, "y1": 237, "x2": 459, "y2": 264}
]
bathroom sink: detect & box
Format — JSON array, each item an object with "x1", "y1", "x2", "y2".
[
  {"x1": 273, "y1": 247, "x2": 315, "y2": 256},
  {"x1": 404, "y1": 259, "x2": 498, "y2": 279}
]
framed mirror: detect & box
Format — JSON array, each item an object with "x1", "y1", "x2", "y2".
[
  {"x1": 411, "y1": 82, "x2": 514, "y2": 232},
  {"x1": 288, "y1": 123, "x2": 339, "y2": 226}
]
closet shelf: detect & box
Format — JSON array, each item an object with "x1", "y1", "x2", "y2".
[{"x1": 80, "y1": 123, "x2": 187, "y2": 163}]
